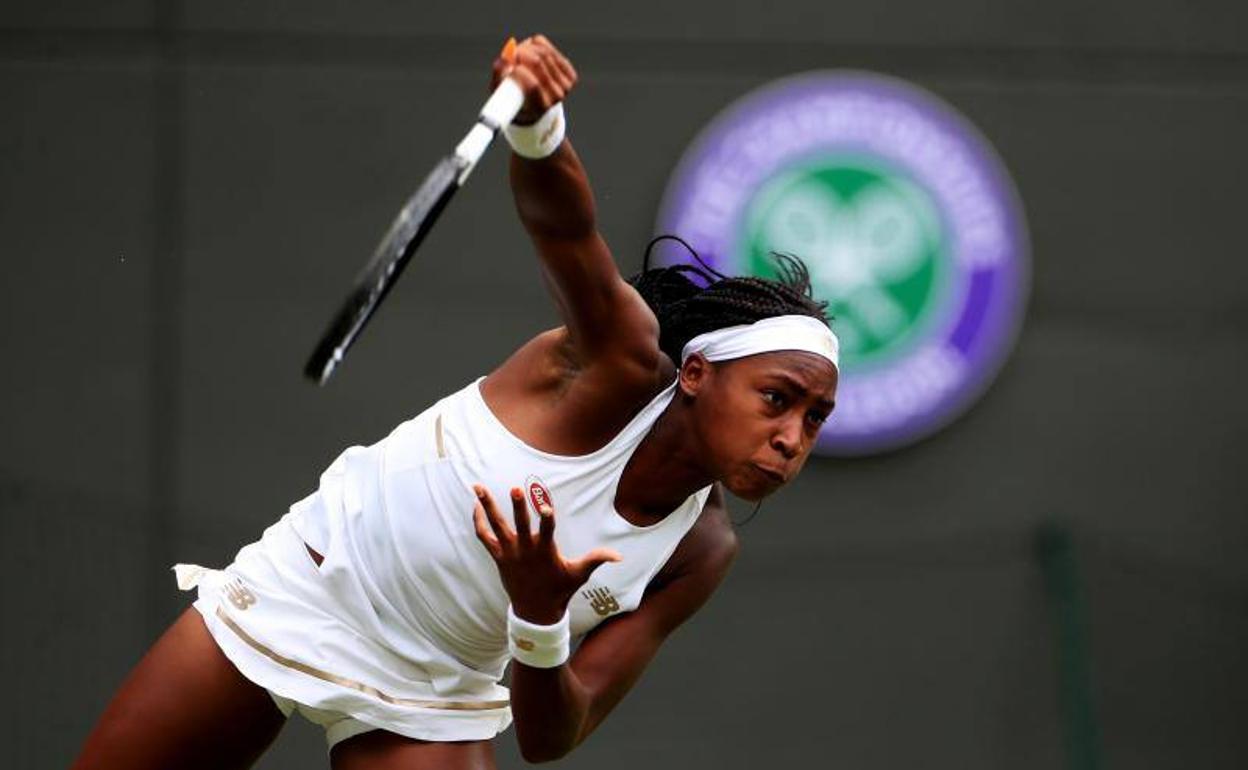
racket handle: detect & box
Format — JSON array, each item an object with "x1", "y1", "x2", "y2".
[
  {"x1": 480, "y1": 77, "x2": 525, "y2": 130},
  {"x1": 454, "y1": 78, "x2": 525, "y2": 182}
]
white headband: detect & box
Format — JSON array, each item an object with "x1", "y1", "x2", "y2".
[{"x1": 680, "y1": 315, "x2": 839, "y2": 368}]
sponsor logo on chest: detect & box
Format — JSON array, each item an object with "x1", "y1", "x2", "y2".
[{"x1": 526, "y1": 475, "x2": 554, "y2": 513}]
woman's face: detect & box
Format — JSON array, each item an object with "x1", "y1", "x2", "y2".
[{"x1": 681, "y1": 350, "x2": 838, "y2": 501}]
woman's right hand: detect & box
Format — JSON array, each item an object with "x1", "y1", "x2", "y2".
[
  {"x1": 490, "y1": 35, "x2": 578, "y2": 126},
  {"x1": 472, "y1": 484, "x2": 621, "y2": 625}
]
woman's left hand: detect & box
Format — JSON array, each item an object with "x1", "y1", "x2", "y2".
[{"x1": 472, "y1": 484, "x2": 621, "y2": 625}]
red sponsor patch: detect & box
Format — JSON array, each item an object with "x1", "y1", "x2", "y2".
[{"x1": 526, "y1": 476, "x2": 553, "y2": 513}]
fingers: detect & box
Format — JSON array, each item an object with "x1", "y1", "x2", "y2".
[
  {"x1": 489, "y1": 37, "x2": 517, "y2": 91},
  {"x1": 541, "y1": 39, "x2": 577, "y2": 85},
  {"x1": 536, "y1": 497, "x2": 556, "y2": 548},
  {"x1": 551, "y1": 55, "x2": 576, "y2": 89},
  {"x1": 516, "y1": 48, "x2": 563, "y2": 108},
  {"x1": 473, "y1": 485, "x2": 513, "y2": 551},
  {"x1": 569, "y1": 548, "x2": 624, "y2": 583},
  {"x1": 510, "y1": 487, "x2": 531, "y2": 539},
  {"x1": 492, "y1": 34, "x2": 575, "y2": 119},
  {"x1": 525, "y1": 37, "x2": 571, "y2": 89},
  {"x1": 533, "y1": 54, "x2": 570, "y2": 97},
  {"x1": 472, "y1": 499, "x2": 502, "y2": 559},
  {"x1": 474, "y1": 484, "x2": 546, "y2": 558}
]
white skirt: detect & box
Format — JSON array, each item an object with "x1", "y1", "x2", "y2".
[{"x1": 177, "y1": 513, "x2": 513, "y2": 743}]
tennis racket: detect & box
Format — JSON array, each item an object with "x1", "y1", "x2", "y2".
[{"x1": 303, "y1": 77, "x2": 525, "y2": 384}]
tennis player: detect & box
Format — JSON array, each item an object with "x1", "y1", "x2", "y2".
[{"x1": 73, "y1": 35, "x2": 839, "y2": 770}]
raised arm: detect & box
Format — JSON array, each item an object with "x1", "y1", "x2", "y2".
[{"x1": 492, "y1": 36, "x2": 659, "y2": 370}]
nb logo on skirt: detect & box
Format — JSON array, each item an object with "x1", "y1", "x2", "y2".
[{"x1": 223, "y1": 579, "x2": 257, "y2": 611}]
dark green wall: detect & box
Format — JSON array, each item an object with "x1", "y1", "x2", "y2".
[{"x1": 2, "y1": 2, "x2": 1245, "y2": 768}]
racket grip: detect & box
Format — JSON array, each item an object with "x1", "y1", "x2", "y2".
[
  {"x1": 454, "y1": 78, "x2": 525, "y2": 182},
  {"x1": 480, "y1": 78, "x2": 525, "y2": 130}
]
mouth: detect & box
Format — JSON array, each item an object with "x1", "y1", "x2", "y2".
[{"x1": 751, "y1": 464, "x2": 787, "y2": 485}]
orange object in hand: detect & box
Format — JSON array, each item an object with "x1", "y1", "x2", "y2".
[{"x1": 501, "y1": 36, "x2": 517, "y2": 63}]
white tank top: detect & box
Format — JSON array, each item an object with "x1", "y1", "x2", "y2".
[{"x1": 286, "y1": 376, "x2": 712, "y2": 679}]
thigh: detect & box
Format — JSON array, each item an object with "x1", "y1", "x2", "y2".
[
  {"x1": 72, "y1": 607, "x2": 287, "y2": 770},
  {"x1": 331, "y1": 730, "x2": 497, "y2": 770}
]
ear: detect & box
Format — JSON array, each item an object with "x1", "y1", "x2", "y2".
[{"x1": 678, "y1": 353, "x2": 712, "y2": 398}]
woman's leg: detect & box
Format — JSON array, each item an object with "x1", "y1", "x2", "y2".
[
  {"x1": 331, "y1": 731, "x2": 498, "y2": 770},
  {"x1": 72, "y1": 607, "x2": 287, "y2": 770}
]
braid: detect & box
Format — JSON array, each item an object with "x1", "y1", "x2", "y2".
[{"x1": 628, "y1": 236, "x2": 830, "y2": 363}]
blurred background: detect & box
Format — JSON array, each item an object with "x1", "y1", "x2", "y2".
[{"x1": 2, "y1": 2, "x2": 1245, "y2": 768}]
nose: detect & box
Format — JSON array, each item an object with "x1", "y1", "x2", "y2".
[{"x1": 770, "y1": 415, "x2": 803, "y2": 460}]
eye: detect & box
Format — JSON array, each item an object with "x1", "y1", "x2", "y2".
[
  {"x1": 761, "y1": 389, "x2": 787, "y2": 408},
  {"x1": 806, "y1": 410, "x2": 829, "y2": 427}
]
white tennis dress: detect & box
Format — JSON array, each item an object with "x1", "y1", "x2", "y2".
[{"x1": 179, "y1": 376, "x2": 711, "y2": 744}]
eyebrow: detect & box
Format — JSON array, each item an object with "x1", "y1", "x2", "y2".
[{"x1": 763, "y1": 371, "x2": 836, "y2": 411}]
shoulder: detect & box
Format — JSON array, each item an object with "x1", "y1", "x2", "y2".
[
  {"x1": 627, "y1": 486, "x2": 737, "y2": 637},
  {"x1": 570, "y1": 279, "x2": 666, "y2": 392},
  {"x1": 653, "y1": 484, "x2": 739, "y2": 592},
  {"x1": 492, "y1": 279, "x2": 669, "y2": 398},
  {"x1": 489, "y1": 321, "x2": 673, "y2": 416}
]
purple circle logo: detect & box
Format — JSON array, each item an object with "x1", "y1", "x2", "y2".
[{"x1": 656, "y1": 71, "x2": 1030, "y2": 456}]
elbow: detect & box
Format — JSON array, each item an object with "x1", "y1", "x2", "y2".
[
  {"x1": 519, "y1": 741, "x2": 572, "y2": 764},
  {"x1": 516, "y1": 725, "x2": 582, "y2": 764}
]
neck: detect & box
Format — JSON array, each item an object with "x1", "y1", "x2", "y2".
[{"x1": 615, "y1": 396, "x2": 715, "y2": 526}]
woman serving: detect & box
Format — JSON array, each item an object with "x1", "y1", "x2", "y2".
[{"x1": 74, "y1": 35, "x2": 839, "y2": 770}]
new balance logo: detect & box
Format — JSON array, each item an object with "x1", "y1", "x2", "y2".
[
  {"x1": 582, "y1": 586, "x2": 619, "y2": 617},
  {"x1": 223, "y1": 579, "x2": 257, "y2": 611},
  {"x1": 511, "y1": 635, "x2": 536, "y2": 652}
]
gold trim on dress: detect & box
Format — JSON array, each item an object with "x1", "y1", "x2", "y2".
[{"x1": 215, "y1": 607, "x2": 509, "y2": 711}]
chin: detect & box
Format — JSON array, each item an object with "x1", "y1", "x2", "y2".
[{"x1": 722, "y1": 474, "x2": 777, "y2": 503}]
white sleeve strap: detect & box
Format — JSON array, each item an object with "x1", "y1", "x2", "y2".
[{"x1": 507, "y1": 605, "x2": 571, "y2": 668}]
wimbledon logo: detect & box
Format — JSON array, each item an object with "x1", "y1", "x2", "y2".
[{"x1": 656, "y1": 72, "x2": 1029, "y2": 456}]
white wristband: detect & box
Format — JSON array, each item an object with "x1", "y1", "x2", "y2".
[
  {"x1": 504, "y1": 102, "x2": 566, "y2": 159},
  {"x1": 507, "y1": 605, "x2": 571, "y2": 668}
]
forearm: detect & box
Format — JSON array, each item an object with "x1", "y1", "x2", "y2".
[
  {"x1": 509, "y1": 661, "x2": 593, "y2": 763},
  {"x1": 472, "y1": 484, "x2": 623, "y2": 761},
  {"x1": 472, "y1": 481, "x2": 737, "y2": 765},
  {"x1": 509, "y1": 140, "x2": 597, "y2": 241},
  {"x1": 493, "y1": 36, "x2": 639, "y2": 344}
]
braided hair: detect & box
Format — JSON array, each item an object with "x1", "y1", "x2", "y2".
[{"x1": 628, "y1": 235, "x2": 831, "y2": 365}]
